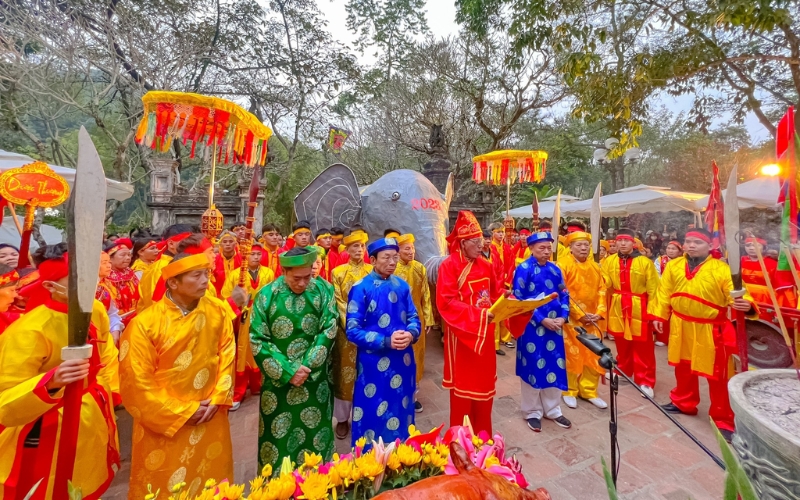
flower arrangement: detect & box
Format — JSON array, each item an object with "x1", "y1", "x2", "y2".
[{"x1": 149, "y1": 420, "x2": 528, "y2": 500}]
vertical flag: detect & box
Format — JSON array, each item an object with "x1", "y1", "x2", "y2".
[
  {"x1": 704, "y1": 161, "x2": 725, "y2": 257},
  {"x1": 777, "y1": 106, "x2": 798, "y2": 271}
]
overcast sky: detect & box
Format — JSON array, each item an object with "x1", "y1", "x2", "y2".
[{"x1": 315, "y1": 0, "x2": 771, "y2": 144}]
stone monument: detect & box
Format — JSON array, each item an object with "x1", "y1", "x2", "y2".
[
  {"x1": 147, "y1": 157, "x2": 263, "y2": 235},
  {"x1": 729, "y1": 369, "x2": 800, "y2": 499},
  {"x1": 421, "y1": 124, "x2": 495, "y2": 227}
]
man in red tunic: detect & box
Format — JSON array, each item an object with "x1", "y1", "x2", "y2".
[
  {"x1": 436, "y1": 211, "x2": 502, "y2": 434},
  {"x1": 742, "y1": 235, "x2": 796, "y2": 307}
]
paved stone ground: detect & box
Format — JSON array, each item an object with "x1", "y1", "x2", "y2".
[{"x1": 106, "y1": 332, "x2": 726, "y2": 500}]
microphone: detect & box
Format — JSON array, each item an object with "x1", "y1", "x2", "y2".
[{"x1": 576, "y1": 327, "x2": 614, "y2": 369}]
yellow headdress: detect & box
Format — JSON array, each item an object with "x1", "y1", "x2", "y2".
[
  {"x1": 564, "y1": 231, "x2": 591, "y2": 247},
  {"x1": 342, "y1": 229, "x2": 368, "y2": 246},
  {"x1": 162, "y1": 254, "x2": 211, "y2": 280},
  {"x1": 396, "y1": 234, "x2": 415, "y2": 245}
]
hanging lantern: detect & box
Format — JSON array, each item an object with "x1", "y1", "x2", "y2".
[{"x1": 201, "y1": 204, "x2": 225, "y2": 240}]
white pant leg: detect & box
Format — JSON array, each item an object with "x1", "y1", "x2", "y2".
[
  {"x1": 520, "y1": 381, "x2": 563, "y2": 420},
  {"x1": 540, "y1": 387, "x2": 563, "y2": 419},
  {"x1": 520, "y1": 379, "x2": 544, "y2": 419},
  {"x1": 334, "y1": 397, "x2": 352, "y2": 423}
]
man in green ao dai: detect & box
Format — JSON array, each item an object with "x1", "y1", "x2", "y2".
[{"x1": 250, "y1": 246, "x2": 338, "y2": 468}]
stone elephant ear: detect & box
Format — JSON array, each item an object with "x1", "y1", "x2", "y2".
[
  {"x1": 294, "y1": 163, "x2": 363, "y2": 233},
  {"x1": 444, "y1": 172, "x2": 454, "y2": 208}
]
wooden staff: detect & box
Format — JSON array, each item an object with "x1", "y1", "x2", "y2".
[
  {"x1": 755, "y1": 245, "x2": 800, "y2": 378},
  {"x1": 235, "y1": 164, "x2": 263, "y2": 373}
]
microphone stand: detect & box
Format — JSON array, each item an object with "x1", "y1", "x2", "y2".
[{"x1": 576, "y1": 333, "x2": 725, "y2": 487}]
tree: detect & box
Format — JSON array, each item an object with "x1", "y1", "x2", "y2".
[
  {"x1": 345, "y1": 0, "x2": 429, "y2": 86},
  {"x1": 456, "y1": 0, "x2": 800, "y2": 149},
  {"x1": 0, "y1": 0, "x2": 253, "y2": 223}
]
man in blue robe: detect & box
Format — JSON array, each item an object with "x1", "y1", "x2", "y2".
[
  {"x1": 346, "y1": 237, "x2": 420, "y2": 446},
  {"x1": 512, "y1": 232, "x2": 572, "y2": 433}
]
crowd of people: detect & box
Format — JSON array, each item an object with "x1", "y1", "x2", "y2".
[{"x1": 0, "y1": 209, "x2": 771, "y2": 500}]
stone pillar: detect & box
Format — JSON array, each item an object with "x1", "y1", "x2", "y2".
[
  {"x1": 729, "y1": 369, "x2": 800, "y2": 498},
  {"x1": 148, "y1": 157, "x2": 178, "y2": 234}
]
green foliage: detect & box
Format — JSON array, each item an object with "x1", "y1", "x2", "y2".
[
  {"x1": 713, "y1": 422, "x2": 758, "y2": 500},
  {"x1": 456, "y1": 0, "x2": 800, "y2": 149},
  {"x1": 600, "y1": 457, "x2": 619, "y2": 500},
  {"x1": 346, "y1": 0, "x2": 429, "y2": 85}
]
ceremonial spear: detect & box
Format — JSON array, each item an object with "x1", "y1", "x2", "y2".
[
  {"x1": 531, "y1": 191, "x2": 540, "y2": 232},
  {"x1": 54, "y1": 127, "x2": 107, "y2": 500},
  {"x1": 590, "y1": 183, "x2": 602, "y2": 263},
  {"x1": 551, "y1": 189, "x2": 561, "y2": 260},
  {"x1": 235, "y1": 164, "x2": 263, "y2": 373}
]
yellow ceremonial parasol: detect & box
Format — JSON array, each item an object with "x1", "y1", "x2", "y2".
[
  {"x1": 472, "y1": 149, "x2": 548, "y2": 220},
  {"x1": 135, "y1": 91, "x2": 273, "y2": 238}
]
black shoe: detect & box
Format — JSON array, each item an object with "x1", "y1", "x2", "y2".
[
  {"x1": 504, "y1": 341, "x2": 515, "y2": 348},
  {"x1": 552, "y1": 415, "x2": 572, "y2": 429},
  {"x1": 414, "y1": 400, "x2": 423, "y2": 413},
  {"x1": 660, "y1": 402, "x2": 685, "y2": 414},
  {"x1": 526, "y1": 417, "x2": 542, "y2": 432},
  {"x1": 719, "y1": 429, "x2": 734, "y2": 444},
  {"x1": 496, "y1": 349, "x2": 506, "y2": 356}
]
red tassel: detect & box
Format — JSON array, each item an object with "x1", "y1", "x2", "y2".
[{"x1": 501, "y1": 158, "x2": 510, "y2": 184}]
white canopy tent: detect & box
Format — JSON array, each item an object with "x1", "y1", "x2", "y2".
[
  {"x1": 694, "y1": 176, "x2": 781, "y2": 210},
  {"x1": 0, "y1": 150, "x2": 134, "y2": 201},
  {"x1": 506, "y1": 194, "x2": 580, "y2": 218},
  {"x1": 0, "y1": 216, "x2": 63, "y2": 249},
  {"x1": 561, "y1": 185, "x2": 706, "y2": 217}
]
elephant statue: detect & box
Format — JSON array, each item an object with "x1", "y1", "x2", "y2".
[{"x1": 294, "y1": 164, "x2": 453, "y2": 266}]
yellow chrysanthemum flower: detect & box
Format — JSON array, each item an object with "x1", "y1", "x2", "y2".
[
  {"x1": 303, "y1": 452, "x2": 323, "y2": 469},
  {"x1": 428, "y1": 452, "x2": 448, "y2": 469},
  {"x1": 407, "y1": 424, "x2": 421, "y2": 437},
  {"x1": 250, "y1": 476, "x2": 266, "y2": 492},
  {"x1": 354, "y1": 452, "x2": 384, "y2": 480},
  {"x1": 484, "y1": 455, "x2": 501, "y2": 468},
  {"x1": 204, "y1": 479, "x2": 217, "y2": 490},
  {"x1": 298, "y1": 472, "x2": 330, "y2": 500},
  {"x1": 261, "y1": 464, "x2": 273, "y2": 478},
  {"x1": 170, "y1": 482, "x2": 186, "y2": 494},
  {"x1": 386, "y1": 451, "x2": 402, "y2": 471},
  {"x1": 355, "y1": 436, "x2": 367, "y2": 449},
  {"x1": 396, "y1": 444, "x2": 422, "y2": 467},
  {"x1": 435, "y1": 443, "x2": 449, "y2": 457},
  {"x1": 218, "y1": 483, "x2": 244, "y2": 500},
  {"x1": 263, "y1": 474, "x2": 296, "y2": 500}
]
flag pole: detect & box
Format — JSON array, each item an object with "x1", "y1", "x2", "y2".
[{"x1": 755, "y1": 245, "x2": 800, "y2": 379}]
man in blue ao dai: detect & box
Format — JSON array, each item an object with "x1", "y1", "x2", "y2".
[
  {"x1": 346, "y1": 237, "x2": 420, "y2": 446},
  {"x1": 512, "y1": 232, "x2": 573, "y2": 433}
]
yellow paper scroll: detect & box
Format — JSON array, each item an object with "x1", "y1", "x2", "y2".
[{"x1": 489, "y1": 292, "x2": 558, "y2": 323}]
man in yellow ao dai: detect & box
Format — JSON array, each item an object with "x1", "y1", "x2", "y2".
[
  {"x1": 120, "y1": 253, "x2": 236, "y2": 500},
  {"x1": 557, "y1": 231, "x2": 608, "y2": 410},
  {"x1": 393, "y1": 233, "x2": 435, "y2": 412},
  {"x1": 331, "y1": 228, "x2": 372, "y2": 439}
]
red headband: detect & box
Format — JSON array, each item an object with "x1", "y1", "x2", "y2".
[
  {"x1": 182, "y1": 238, "x2": 213, "y2": 255},
  {"x1": 685, "y1": 231, "x2": 711, "y2": 243},
  {"x1": 745, "y1": 237, "x2": 766, "y2": 246},
  {"x1": 667, "y1": 240, "x2": 682, "y2": 250},
  {"x1": 156, "y1": 232, "x2": 192, "y2": 252},
  {"x1": 616, "y1": 234, "x2": 635, "y2": 241}
]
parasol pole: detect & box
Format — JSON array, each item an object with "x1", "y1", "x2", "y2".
[
  {"x1": 17, "y1": 202, "x2": 36, "y2": 268},
  {"x1": 506, "y1": 177, "x2": 511, "y2": 218},
  {"x1": 209, "y1": 134, "x2": 218, "y2": 208},
  {"x1": 7, "y1": 201, "x2": 23, "y2": 236}
]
